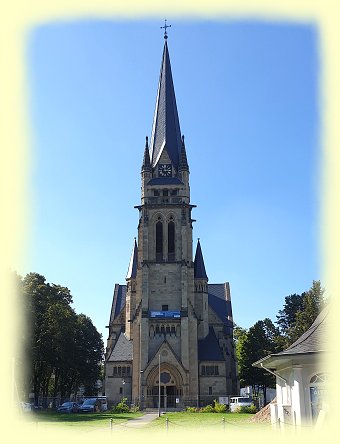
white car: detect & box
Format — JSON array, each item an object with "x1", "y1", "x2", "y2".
[
  {"x1": 229, "y1": 396, "x2": 254, "y2": 412},
  {"x1": 18, "y1": 402, "x2": 32, "y2": 413}
]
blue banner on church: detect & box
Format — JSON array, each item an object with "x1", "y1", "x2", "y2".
[{"x1": 149, "y1": 311, "x2": 181, "y2": 319}]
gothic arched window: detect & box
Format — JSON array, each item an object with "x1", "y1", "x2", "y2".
[
  {"x1": 310, "y1": 373, "x2": 327, "y2": 422},
  {"x1": 168, "y1": 221, "x2": 175, "y2": 261},
  {"x1": 156, "y1": 221, "x2": 163, "y2": 260}
]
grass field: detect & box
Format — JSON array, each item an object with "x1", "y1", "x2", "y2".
[
  {"x1": 141, "y1": 412, "x2": 270, "y2": 432},
  {"x1": 25, "y1": 410, "x2": 143, "y2": 431},
  {"x1": 22, "y1": 410, "x2": 271, "y2": 434}
]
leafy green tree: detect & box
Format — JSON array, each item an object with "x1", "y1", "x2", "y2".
[
  {"x1": 233, "y1": 325, "x2": 248, "y2": 380},
  {"x1": 21, "y1": 272, "x2": 104, "y2": 404},
  {"x1": 276, "y1": 281, "x2": 325, "y2": 347},
  {"x1": 71, "y1": 314, "x2": 104, "y2": 396},
  {"x1": 287, "y1": 280, "x2": 325, "y2": 345},
  {"x1": 237, "y1": 319, "x2": 281, "y2": 403},
  {"x1": 276, "y1": 293, "x2": 305, "y2": 335}
]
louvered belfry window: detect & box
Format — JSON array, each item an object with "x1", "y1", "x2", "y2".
[
  {"x1": 156, "y1": 221, "x2": 163, "y2": 260},
  {"x1": 168, "y1": 221, "x2": 175, "y2": 261}
]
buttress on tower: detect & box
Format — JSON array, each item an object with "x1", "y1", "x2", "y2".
[{"x1": 105, "y1": 38, "x2": 238, "y2": 408}]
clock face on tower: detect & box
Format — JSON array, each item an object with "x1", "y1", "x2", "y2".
[{"x1": 158, "y1": 164, "x2": 172, "y2": 177}]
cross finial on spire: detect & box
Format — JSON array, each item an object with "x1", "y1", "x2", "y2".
[{"x1": 160, "y1": 18, "x2": 171, "y2": 40}]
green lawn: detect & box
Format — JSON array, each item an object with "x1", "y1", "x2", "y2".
[
  {"x1": 26, "y1": 410, "x2": 143, "y2": 431},
  {"x1": 140, "y1": 412, "x2": 271, "y2": 433},
  {"x1": 23, "y1": 410, "x2": 271, "y2": 434}
]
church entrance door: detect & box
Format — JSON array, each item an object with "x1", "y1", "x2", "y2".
[
  {"x1": 166, "y1": 385, "x2": 176, "y2": 408},
  {"x1": 152, "y1": 385, "x2": 177, "y2": 408}
]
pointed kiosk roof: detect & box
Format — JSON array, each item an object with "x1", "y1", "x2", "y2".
[
  {"x1": 149, "y1": 40, "x2": 182, "y2": 170},
  {"x1": 194, "y1": 239, "x2": 208, "y2": 281},
  {"x1": 126, "y1": 239, "x2": 138, "y2": 279}
]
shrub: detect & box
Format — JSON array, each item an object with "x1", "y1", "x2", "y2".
[
  {"x1": 111, "y1": 398, "x2": 130, "y2": 413},
  {"x1": 186, "y1": 406, "x2": 198, "y2": 413},
  {"x1": 236, "y1": 404, "x2": 257, "y2": 414},
  {"x1": 246, "y1": 404, "x2": 257, "y2": 414},
  {"x1": 129, "y1": 404, "x2": 140, "y2": 413},
  {"x1": 213, "y1": 400, "x2": 227, "y2": 413},
  {"x1": 200, "y1": 404, "x2": 214, "y2": 413}
]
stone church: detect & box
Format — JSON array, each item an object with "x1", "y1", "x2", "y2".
[{"x1": 105, "y1": 36, "x2": 238, "y2": 408}]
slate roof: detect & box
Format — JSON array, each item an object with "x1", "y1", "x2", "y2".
[
  {"x1": 149, "y1": 41, "x2": 182, "y2": 170},
  {"x1": 179, "y1": 136, "x2": 189, "y2": 172},
  {"x1": 208, "y1": 284, "x2": 233, "y2": 327},
  {"x1": 253, "y1": 305, "x2": 329, "y2": 369},
  {"x1": 276, "y1": 305, "x2": 328, "y2": 355},
  {"x1": 194, "y1": 239, "x2": 208, "y2": 280},
  {"x1": 126, "y1": 239, "x2": 138, "y2": 279},
  {"x1": 109, "y1": 284, "x2": 126, "y2": 323},
  {"x1": 142, "y1": 137, "x2": 152, "y2": 172},
  {"x1": 198, "y1": 327, "x2": 224, "y2": 361},
  {"x1": 107, "y1": 332, "x2": 133, "y2": 362},
  {"x1": 147, "y1": 177, "x2": 183, "y2": 186}
]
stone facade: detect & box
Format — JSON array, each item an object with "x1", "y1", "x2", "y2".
[{"x1": 105, "y1": 39, "x2": 238, "y2": 408}]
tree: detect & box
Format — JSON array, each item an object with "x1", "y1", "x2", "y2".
[
  {"x1": 287, "y1": 281, "x2": 325, "y2": 345},
  {"x1": 20, "y1": 272, "x2": 104, "y2": 404},
  {"x1": 233, "y1": 325, "x2": 248, "y2": 378},
  {"x1": 237, "y1": 319, "x2": 281, "y2": 404},
  {"x1": 276, "y1": 281, "x2": 325, "y2": 347},
  {"x1": 276, "y1": 293, "x2": 305, "y2": 335}
]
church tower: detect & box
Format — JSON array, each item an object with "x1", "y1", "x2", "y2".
[{"x1": 105, "y1": 35, "x2": 238, "y2": 408}]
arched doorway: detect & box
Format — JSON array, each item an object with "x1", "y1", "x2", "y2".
[{"x1": 146, "y1": 362, "x2": 183, "y2": 409}]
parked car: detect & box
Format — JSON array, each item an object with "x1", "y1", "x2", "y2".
[
  {"x1": 80, "y1": 397, "x2": 108, "y2": 413},
  {"x1": 57, "y1": 402, "x2": 81, "y2": 413},
  {"x1": 31, "y1": 404, "x2": 43, "y2": 411},
  {"x1": 18, "y1": 402, "x2": 32, "y2": 413},
  {"x1": 229, "y1": 396, "x2": 254, "y2": 412}
]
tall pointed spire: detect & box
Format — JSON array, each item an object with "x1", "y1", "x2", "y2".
[
  {"x1": 149, "y1": 41, "x2": 182, "y2": 170},
  {"x1": 179, "y1": 135, "x2": 189, "y2": 172},
  {"x1": 126, "y1": 238, "x2": 138, "y2": 279},
  {"x1": 142, "y1": 136, "x2": 151, "y2": 172},
  {"x1": 194, "y1": 239, "x2": 208, "y2": 281}
]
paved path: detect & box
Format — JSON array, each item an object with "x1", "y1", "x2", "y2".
[
  {"x1": 75, "y1": 412, "x2": 161, "y2": 434},
  {"x1": 123, "y1": 412, "x2": 160, "y2": 428}
]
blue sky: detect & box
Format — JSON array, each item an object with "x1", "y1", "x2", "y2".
[{"x1": 24, "y1": 19, "x2": 320, "y2": 341}]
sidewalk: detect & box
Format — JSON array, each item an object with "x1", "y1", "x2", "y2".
[{"x1": 123, "y1": 412, "x2": 160, "y2": 428}]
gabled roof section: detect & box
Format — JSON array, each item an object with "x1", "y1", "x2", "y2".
[
  {"x1": 277, "y1": 305, "x2": 328, "y2": 355},
  {"x1": 109, "y1": 284, "x2": 126, "y2": 323},
  {"x1": 194, "y1": 239, "x2": 208, "y2": 280},
  {"x1": 126, "y1": 239, "x2": 138, "y2": 279},
  {"x1": 208, "y1": 284, "x2": 233, "y2": 327},
  {"x1": 149, "y1": 41, "x2": 182, "y2": 170},
  {"x1": 107, "y1": 332, "x2": 133, "y2": 362},
  {"x1": 198, "y1": 327, "x2": 225, "y2": 361},
  {"x1": 253, "y1": 305, "x2": 329, "y2": 369}
]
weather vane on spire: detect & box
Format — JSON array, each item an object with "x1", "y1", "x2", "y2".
[{"x1": 160, "y1": 18, "x2": 171, "y2": 40}]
